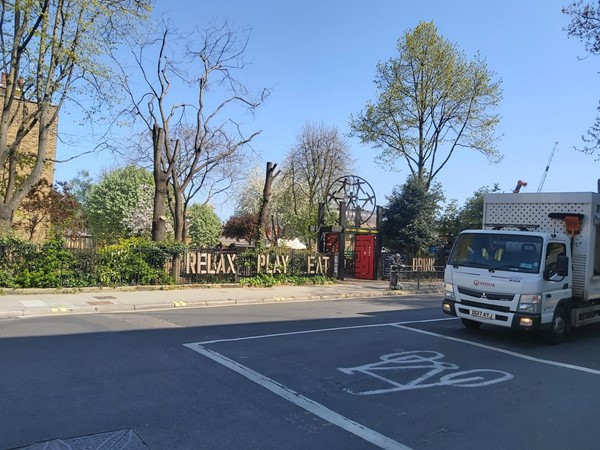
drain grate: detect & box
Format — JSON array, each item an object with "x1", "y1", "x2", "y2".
[
  {"x1": 93, "y1": 295, "x2": 117, "y2": 300},
  {"x1": 87, "y1": 300, "x2": 115, "y2": 306},
  {"x1": 12, "y1": 428, "x2": 150, "y2": 449}
]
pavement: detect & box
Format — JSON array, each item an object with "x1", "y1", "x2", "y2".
[{"x1": 0, "y1": 278, "x2": 443, "y2": 319}]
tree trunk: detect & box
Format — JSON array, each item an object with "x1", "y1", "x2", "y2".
[
  {"x1": 173, "y1": 194, "x2": 185, "y2": 242},
  {"x1": 0, "y1": 205, "x2": 14, "y2": 236},
  {"x1": 256, "y1": 162, "x2": 280, "y2": 246},
  {"x1": 151, "y1": 178, "x2": 169, "y2": 242},
  {"x1": 151, "y1": 125, "x2": 169, "y2": 242}
]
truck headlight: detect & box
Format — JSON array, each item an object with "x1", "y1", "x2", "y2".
[
  {"x1": 518, "y1": 294, "x2": 542, "y2": 314},
  {"x1": 444, "y1": 282, "x2": 455, "y2": 301}
]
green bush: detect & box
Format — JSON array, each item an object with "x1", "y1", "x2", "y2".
[
  {"x1": 0, "y1": 237, "x2": 331, "y2": 289},
  {"x1": 0, "y1": 236, "x2": 76, "y2": 288},
  {"x1": 0, "y1": 236, "x2": 36, "y2": 288},
  {"x1": 240, "y1": 272, "x2": 333, "y2": 288},
  {"x1": 95, "y1": 237, "x2": 181, "y2": 286},
  {"x1": 15, "y1": 237, "x2": 81, "y2": 288}
]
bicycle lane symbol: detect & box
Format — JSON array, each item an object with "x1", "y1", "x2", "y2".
[{"x1": 338, "y1": 351, "x2": 513, "y2": 395}]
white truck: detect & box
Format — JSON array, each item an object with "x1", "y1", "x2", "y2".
[{"x1": 442, "y1": 191, "x2": 600, "y2": 343}]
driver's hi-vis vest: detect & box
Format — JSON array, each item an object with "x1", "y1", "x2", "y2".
[{"x1": 482, "y1": 248, "x2": 503, "y2": 261}]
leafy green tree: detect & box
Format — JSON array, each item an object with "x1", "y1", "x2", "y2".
[
  {"x1": 457, "y1": 184, "x2": 500, "y2": 231},
  {"x1": 0, "y1": 0, "x2": 151, "y2": 234},
  {"x1": 66, "y1": 170, "x2": 94, "y2": 235},
  {"x1": 438, "y1": 184, "x2": 500, "y2": 239},
  {"x1": 187, "y1": 204, "x2": 222, "y2": 248},
  {"x1": 350, "y1": 21, "x2": 502, "y2": 190},
  {"x1": 69, "y1": 170, "x2": 94, "y2": 207},
  {"x1": 564, "y1": 2, "x2": 600, "y2": 153},
  {"x1": 382, "y1": 176, "x2": 444, "y2": 255},
  {"x1": 437, "y1": 199, "x2": 461, "y2": 241},
  {"x1": 85, "y1": 166, "x2": 155, "y2": 242}
]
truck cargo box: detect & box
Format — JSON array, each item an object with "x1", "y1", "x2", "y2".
[{"x1": 483, "y1": 192, "x2": 600, "y2": 301}]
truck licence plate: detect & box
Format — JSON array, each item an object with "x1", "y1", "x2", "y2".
[{"x1": 470, "y1": 309, "x2": 495, "y2": 320}]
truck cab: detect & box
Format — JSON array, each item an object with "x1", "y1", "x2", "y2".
[{"x1": 442, "y1": 229, "x2": 571, "y2": 342}]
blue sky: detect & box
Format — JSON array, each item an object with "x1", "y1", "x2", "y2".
[{"x1": 54, "y1": 0, "x2": 600, "y2": 220}]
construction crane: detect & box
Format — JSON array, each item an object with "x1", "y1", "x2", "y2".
[{"x1": 537, "y1": 141, "x2": 558, "y2": 193}]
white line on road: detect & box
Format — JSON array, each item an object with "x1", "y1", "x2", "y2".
[
  {"x1": 184, "y1": 342, "x2": 412, "y2": 450},
  {"x1": 195, "y1": 317, "x2": 457, "y2": 345},
  {"x1": 391, "y1": 324, "x2": 600, "y2": 376},
  {"x1": 184, "y1": 316, "x2": 600, "y2": 450},
  {"x1": 192, "y1": 316, "x2": 600, "y2": 376}
]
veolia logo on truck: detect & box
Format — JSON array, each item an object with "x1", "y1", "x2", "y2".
[{"x1": 474, "y1": 280, "x2": 495, "y2": 287}]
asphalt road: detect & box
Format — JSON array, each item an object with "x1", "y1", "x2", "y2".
[{"x1": 2, "y1": 294, "x2": 600, "y2": 449}]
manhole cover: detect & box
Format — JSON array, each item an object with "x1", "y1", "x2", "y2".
[{"x1": 12, "y1": 428, "x2": 150, "y2": 449}]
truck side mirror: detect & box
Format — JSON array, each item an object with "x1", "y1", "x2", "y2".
[
  {"x1": 555, "y1": 254, "x2": 569, "y2": 277},
  {"x1": 544, "y1": 254, "x2": 569, "y2": 281}
]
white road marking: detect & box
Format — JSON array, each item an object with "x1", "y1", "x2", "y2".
[
  {"x1": 184, "y1": 342, "x2": 411, "y2": 450},
  {"x1": 196, "y1": 317, "x2": 457, "y2": 345},
  {"x1": 391, "y1": 324, "x2": 600, "y2": 376},
  {"x1": 338, "y1": 350, "x2": 513, "y2": 394},
  {"x1": 184, "y1": 316, "x2": 600, "y2": 450}
]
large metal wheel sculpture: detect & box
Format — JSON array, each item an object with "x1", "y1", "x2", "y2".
[{"x1": 326, "y1": 175, "x2": 376, "y2": 226}]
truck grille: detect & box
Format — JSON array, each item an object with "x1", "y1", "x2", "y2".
[
  {"x1": 460, "y1": 299, "x2": 511, "y2": 313},
  {"x1": 458, "y1": 286, "x2": 514, "y2": 301}
]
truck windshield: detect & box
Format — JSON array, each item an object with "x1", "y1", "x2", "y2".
[{"x1": 448, "y1": 233, "x2": 543, "y2": 273}]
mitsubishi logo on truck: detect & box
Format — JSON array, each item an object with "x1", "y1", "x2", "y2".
[{"x1": 474, "y1": 280, "x2": 495, "y2": 287}]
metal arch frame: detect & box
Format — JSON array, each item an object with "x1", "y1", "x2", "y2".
[{"x1": 326, "y1": 175, "x2": 377, "y2": 226}]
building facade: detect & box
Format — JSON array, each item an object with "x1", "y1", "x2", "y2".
[{"x1": 0, "y1": 73, "x2": 58, "y2": 241}]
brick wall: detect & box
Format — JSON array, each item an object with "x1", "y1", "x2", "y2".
[{"x1": 0, "y1": 81, "x2": 57, "y2": 241}]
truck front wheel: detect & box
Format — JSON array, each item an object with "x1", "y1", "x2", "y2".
[
  {"x1": 544, "y1": 307, "x2": 569, "y2": 345},
  {"x1": 461, "y1": 318, "x2": 482, "y2": 330}
]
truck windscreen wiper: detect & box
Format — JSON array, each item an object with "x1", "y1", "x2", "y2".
[
  {"x1": 493, "y1": 264, "x2": 521, "y2": 271},
  {"x1": 454, "y1": 261, "x2": 491, "y2": 269}
]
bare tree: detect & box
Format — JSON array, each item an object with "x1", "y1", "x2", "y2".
[
  {"x1": 280, "y1": 121, "x2": 354, "y2": 245},
  {"x1": 119, "y1": 21, "x2": 267, "y2": 242},
  {"x1": 256, "y1": 161, "x2": 280, "y2": 246},
  {"x1": 564, "y1": 2, "x2": 600, "y2": 154},
  {"x1": 0, "y1": 0, "x2": 151, "y2": 234}
]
